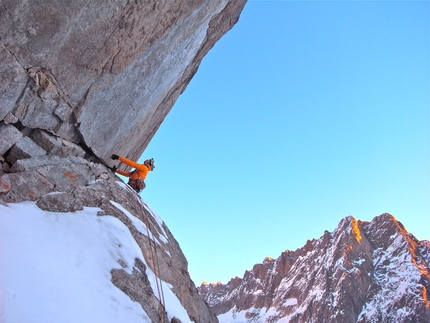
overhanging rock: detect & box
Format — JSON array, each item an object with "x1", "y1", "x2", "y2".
[
  {"x1": 0, "y1": 0, "x2": 247, "y2": 165},
  {"x1": 0, "y1": 1, "x2": 247, "y2": 322}
]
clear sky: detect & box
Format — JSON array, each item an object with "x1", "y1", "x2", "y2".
[{"x1": 139, "y1": 0, "x2": 429, "y2": 285}]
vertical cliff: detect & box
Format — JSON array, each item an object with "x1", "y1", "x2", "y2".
[{"x1": 0, "y1": 1, "x2": 247, "y2": 322}]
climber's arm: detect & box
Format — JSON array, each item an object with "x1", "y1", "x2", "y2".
[
  {"x1": 118, "y1": 156, "x2": 147, "y2": 171},
  {"x1": 115, "y1": 168, "x2": 133, "y2": 177}
]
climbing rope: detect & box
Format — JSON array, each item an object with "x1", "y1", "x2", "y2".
[
  {"x1": 151, "y1": 227, "x2": 167, "y2": 323},
  {"x1": 141, "y1": 203, "x2": 167, "y2": 323}
]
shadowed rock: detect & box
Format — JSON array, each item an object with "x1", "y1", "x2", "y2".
[{"x1": 0, "y1": 0, "x2": 247, "y2": 164}]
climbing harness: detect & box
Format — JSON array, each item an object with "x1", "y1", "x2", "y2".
[{"x1": 128, "y1": 177, "x2": 146, "y2": 192}]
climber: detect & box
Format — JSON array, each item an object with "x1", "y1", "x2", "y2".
[{"x1": 111, "y1": 154, "x2": 155, "y2": 193}]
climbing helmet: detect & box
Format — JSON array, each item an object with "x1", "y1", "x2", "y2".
[{"x1": 148, "y1": 158, "x2": 155, "y2": 170}]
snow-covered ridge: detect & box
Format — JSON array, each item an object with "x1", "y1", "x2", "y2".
[
  {"x1": 0, "y1": 201, "x2": 191, "y2": 323},
  {"x1": 0, "y1": 155, "x2": 218, "y2": 323},
  {"x1": 198, "y1": 214, "x2": 430, "y2": 323}
]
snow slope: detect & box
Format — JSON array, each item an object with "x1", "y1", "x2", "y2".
[{"x1": 0, "y1": 201, "x2": 191, "y2": 323}]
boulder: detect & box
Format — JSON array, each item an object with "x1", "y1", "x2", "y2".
[
  {"x1": 6, "y1": 136, "x2": 46, "y2": 164},
  {"x1": 0, "y1": 123, "x2": 22, "y2": 155},
  {"x1": 29, "y1": 129, "x2": 86, "y2": 158},
  {"x1": 3, "y1": 112, "x2": 19, "y2": 124},
  {"x1": 29, "y1": 129, "x2": 58, "y2": 153}
]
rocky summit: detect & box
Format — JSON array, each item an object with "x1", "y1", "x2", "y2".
[
  {"x1": 0, "y1": 1, "x2": 246, "y2": 322},
  {"x1": 198, "y1": 214, "x2": 430, "y2": 323}
]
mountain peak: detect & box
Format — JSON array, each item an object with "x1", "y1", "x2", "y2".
[{"x1": 199, "y1": 214, "x2": 430, "y2": 323}]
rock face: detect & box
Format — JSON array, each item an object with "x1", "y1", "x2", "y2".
[
  {"x1": 0, "y1": 0, "x2": 247, "y2": 164},
  {"x1": 1, "y1": 155, "x2": 218, "y2": 322},
  {"x1": 198, "y1": 215, "x2": 430, "y2": 323},
  {"x1": 0, "y1": 1, "x2": 247, "y2": 322}
]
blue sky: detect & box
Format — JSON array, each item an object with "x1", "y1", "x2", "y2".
[{"x1": 140, "y1": 1, "x2": 429, "y2": 285}]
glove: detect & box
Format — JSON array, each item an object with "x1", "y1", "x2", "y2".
[
  {"x1": 111, "y1": 154, "x2": 119, "y2": 160},
  {"x1": 110, "y1": 165, "x2": 117, "y2": 172}
]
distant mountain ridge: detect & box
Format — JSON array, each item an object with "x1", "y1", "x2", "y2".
[{"x1": 198, "y1": 214, "x2": 430, "y2": 323}]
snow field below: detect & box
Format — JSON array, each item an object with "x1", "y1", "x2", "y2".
[{"x1": 0, "y1": 201, "x2": 191, "y2": 323}]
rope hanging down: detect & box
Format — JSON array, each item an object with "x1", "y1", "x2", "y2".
[{"x1": 142, "y1": 205, "x2": 167, "y2": 323}]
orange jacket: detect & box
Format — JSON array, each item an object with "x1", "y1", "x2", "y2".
[{"x1": 115, "y1": 156, "x2": 150, "y2": 181}]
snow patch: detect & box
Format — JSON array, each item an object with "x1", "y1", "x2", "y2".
[
  {"x1": 0, "y1": 201, "x2": 192, "y2": 323},
  {"x1": 284, "y1": 298, "x2": 298, "y2": 306},
  {"x1": 110, "y1": 200, "x2": 149, "y2": 236},
  {"x1": 140, "y1": 200, "x2": 168, "y2": 242},
  {"x1": 0, "y1": 202, "x2": 149, "y2": 323}
]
